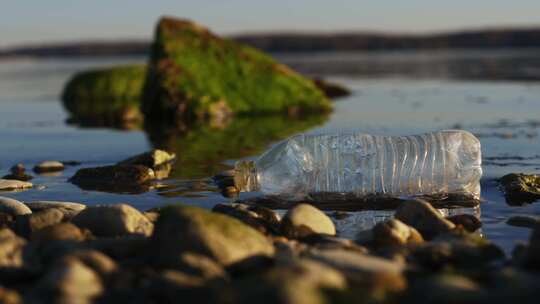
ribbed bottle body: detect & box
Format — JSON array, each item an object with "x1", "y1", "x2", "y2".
[{"x1": 254, "y1": 130, "x2": 482, "y2": 199}]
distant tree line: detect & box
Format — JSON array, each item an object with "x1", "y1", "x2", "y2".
[{"x1": 1, "y1": 28, "x2": 540, "y2": 58}]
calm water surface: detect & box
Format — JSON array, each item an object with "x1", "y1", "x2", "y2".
[{"x1": 1, "y1": 50, "x2": 540, "y2": 251}]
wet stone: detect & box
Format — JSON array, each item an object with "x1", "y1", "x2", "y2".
[
  {"x1": 281, "y1": 203, "x2": 336, "y2": 238},
  {"x1": 0, "y1": 180, "x2": 32, "y2": 192},
  {"x1": 500, "y1": 173, "x2": 540, "y2": 205},
  {"x1": 72, "y1": 204, "x2": 153, "y2": 237},
  {"x1": 394, "y1": 199, "x2": 455, "y2": 239},
  {"x1": 0, "y1": 196, "x2": 32, "y2": 216},
  {"x1": 33, "y1": 161, "x2": 65, "y2": 174},
  {"x1": 507, "y1": 215, "x2": 540, "y2": 228}
]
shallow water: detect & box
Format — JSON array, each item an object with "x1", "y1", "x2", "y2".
[{"x1": 1, "y1": 50, "x2": 540, "y2": 252}]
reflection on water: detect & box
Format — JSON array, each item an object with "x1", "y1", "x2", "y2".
[{"x1": 145, "y1": 114, "x2": 329, "y2": 179}]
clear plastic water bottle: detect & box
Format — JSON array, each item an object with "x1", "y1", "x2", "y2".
[{"x1": 234, "y1": 130, "x2": 482, "y2": 200}]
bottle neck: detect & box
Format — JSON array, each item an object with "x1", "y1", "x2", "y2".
[{"x1": 234, "y1": 160, "x2": 260, "y2": 192}]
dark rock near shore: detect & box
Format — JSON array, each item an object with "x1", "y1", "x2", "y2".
[
  {"x1": 2, "y1": 164, "x2": 33, "y2": 181},
  {"x1": 312, "y1": 78, "x2": 351, "y2": 99},
  {"x1": 69, "y1": 165, "x2": 156, "y2": 193},
  {"x1": 500, "y1": 173, "x2": 540, "y2": 205},
  {"x1": 151, "y1": 205, "x2": 274, "y2": 267}
]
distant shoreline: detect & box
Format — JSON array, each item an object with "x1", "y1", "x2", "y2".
[{"x1": 1, "y1": 28, "x2": 540, "y2": 59}]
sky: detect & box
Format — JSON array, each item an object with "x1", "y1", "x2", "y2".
[{"x1": 2, "y1": 0, "x2": 540, "y2": 47}]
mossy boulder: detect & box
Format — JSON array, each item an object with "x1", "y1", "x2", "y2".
[
  {"x1": 142, "y1": 17, "x2": 331, "y2": 123},
  {"x1": 61, "y1": 65, "x2": 146, "y2": 126}
]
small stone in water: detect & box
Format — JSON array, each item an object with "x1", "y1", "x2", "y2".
[
  {"x1": 507, "y1": 215, "x2": 540, "y2": 228},
  {"x1": 10, "y1": 164, "x2": 26, "y2": 175},
  {"x1": 33, "y1": 161, "x2": 65, "y2": 174},
  {"x1": 0, "y1": 179, "x2": 33, "y2": 191}
]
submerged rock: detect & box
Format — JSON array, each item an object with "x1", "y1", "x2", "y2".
[
  {"x1": 0, "y1": 179, "x2": 32, "y2": 191},
  {"x1": 61, "y1": 65, "x2": 145, "y2": 126},
  {"x1": 151, "y1": 205, "x2": 274, "y2": 266},
  {"x1": 500, "y1": 173, "x2": 540, "y2": 205},
  {"x1": 142, "y1": 17, "x2": 331, "y2": 124},
  {"x1": 72, "y1": 204, "x2": 153, "y2": 237},
  {"x1": 281, "y1": 204, "x2": 336, "y2": 238},
  {"x1": 0, "y1": 196, "x2": 32, "y2": 216},
  {"x1": 69, "y1": 165, "x2": 155, "y2": 193},
  {"x1": 33, "y1": 161, "x2": 65, "y2": 174}
]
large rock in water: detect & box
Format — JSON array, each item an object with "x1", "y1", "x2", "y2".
[
  {"x1": 61, "y1": 65, "x2": 145, "y2": 126},
  {"x1": 142, "y1": 17, "x2": 331, "y2": 123},
  {"x1": 151, "y1": 205, "x2": 274, "y2": 266}
]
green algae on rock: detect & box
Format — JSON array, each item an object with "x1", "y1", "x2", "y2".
[
  {"x1": 61, "y1": 65, "x2": 146, "y2": 126},
  {"x1": 500, "y1": 173, "x2": 540, "y2": 205},
  {"x1": 142, "y1": 17, "x2": 332, "y2": 123}
]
